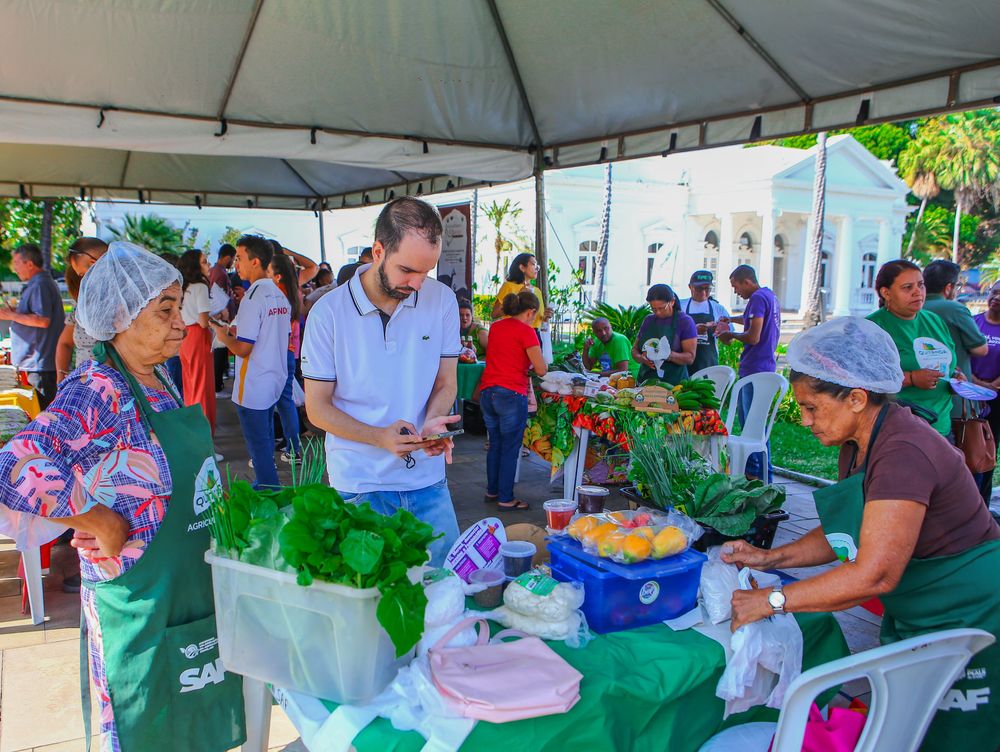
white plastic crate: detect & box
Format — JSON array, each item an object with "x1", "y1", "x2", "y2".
[{"x1": 206, "y1": 551, "x2": 414, "y2": 704}]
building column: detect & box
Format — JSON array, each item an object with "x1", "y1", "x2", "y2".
[
  {"x1": 717, "y1": 213, "x2": 735, "y2": 307},
  {"x1": 876, "y1": 218, "x2": 894, "y2": 268},
  {"x1": 833, "y1": 215, "x2": 856, "y2": 316},
  {"x1": 757, "y1": 208, "x2": 776, "y2": 289}
]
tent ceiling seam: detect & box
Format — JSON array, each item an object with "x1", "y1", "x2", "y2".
[
  {"x1": 119, "y1": 151, "x2": 132, "y2": 187},
  {"x1": 485, "y1": 0, "x2": 543, "y2": 149},
  {"x1": 280, "y1": 158, "x2": 321, "y2": 197},
  {"x1": 0, "y1": 94, "x2": 529, "y2": 153},
  {"x1": 217, "y1": 0, "x2": 267, "y2": 121},
  {"x1": 704, "y1": 0, "x2": 811, "y2": 103}
]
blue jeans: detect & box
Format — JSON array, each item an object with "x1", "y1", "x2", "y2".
[
  {"x1": 480, "y1": 386, "x2": 529, "y2": 503},
  {"x1": 737, "y1": 383, "x2": 772, "y2": 482},
  {"x1": 275, "y1": 350, "x2": 302, "y2": 455},
  {"x1": 340, "y1": 479, "x2": 460, "y2": 567},
  {"x1": 235, "y1": 404, "x2": 280, "y2": 489}
]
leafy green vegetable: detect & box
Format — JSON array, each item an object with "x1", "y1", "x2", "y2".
[
  {"x1": 624, "y1": 418, "x2": 712, "y2": 510},
  {"x1": 342, "y1": 530, "x2": 385, "y2": 577},
  {"x1": 687, "y1": 473, "x2": 786, "y2": 536}
]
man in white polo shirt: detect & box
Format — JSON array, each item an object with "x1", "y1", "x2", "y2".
[
  {"x1": 302, "y1": 197, "x2": 461, "y2": 566},
  {"x1": 211, "y1": 235, "x2": 290, "y2": 489}
]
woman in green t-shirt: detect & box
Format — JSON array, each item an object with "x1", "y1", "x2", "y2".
[{"x1": 867, "y1": 260, "x2": 958, "y2": 436}]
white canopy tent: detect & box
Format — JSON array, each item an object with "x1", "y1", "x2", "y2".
[{"x1": 1, "y1": 0, "x2": 999, "y2": 211}]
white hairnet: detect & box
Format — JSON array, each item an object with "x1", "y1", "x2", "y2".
[
  {"x1": 786, "y1": 316, "x2": 904, "y2": 394},
  {"x1": 76, "y1": 242, "x2": 183, "y2": 341}
]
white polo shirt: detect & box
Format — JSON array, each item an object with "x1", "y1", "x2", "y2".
[
  {"x1": 301, "y1": 264, "x2": 461, "y2": 493},
  {"x1": 232, "y1": 278, "x2": 291, "y2": 410}
]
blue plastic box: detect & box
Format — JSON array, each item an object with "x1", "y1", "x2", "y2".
[{"x1": 547, "y1": 536, "x2": 706, "y2": 634}]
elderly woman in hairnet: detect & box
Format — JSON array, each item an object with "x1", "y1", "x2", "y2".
[
  {"x1": 724, "y1": 317, "x2": 1000, "y2": 750},
  {"x1": 0, "y1": 243, "x2": 244, "y2": 752}
]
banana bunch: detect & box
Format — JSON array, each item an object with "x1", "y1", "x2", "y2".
[{"x1": 672, "y1": 377, "x2": 721, "y2": 411}]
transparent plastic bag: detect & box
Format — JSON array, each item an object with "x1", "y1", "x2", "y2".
[
  {"x1": 699, "y1": 546, "x2": 741, "y2": 624},
  {"x1": 566, "y1": 507, "x2": 702, "y2": 564},
  {"x1": 482, "y1": 570, "x2": 592, "y2": 648}
]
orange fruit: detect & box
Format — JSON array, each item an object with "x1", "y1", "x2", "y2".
[
  {"x1": 567, "y1": 515, "x2": 599, "y2": 540},
  {"x1": 652, "y1": 527, "x2": 687, "y2": 559},
  {"x1": 580, "y1": 522, "x2": 618, "y2": 549},
  {"x1": 608, "y1": 511, "x2": 630, "y2": 524},
  {"x1": 598, "y1": 531, "x2": 627, "y2": 558},
  {"x1": 621, "y1": 534, "x2": 652, "y2": 563},
  {"x1": 633, "y1": 526, "x2": 655, "y2": 541}
]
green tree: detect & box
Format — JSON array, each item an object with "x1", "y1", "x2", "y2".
[
  {"x1": 108, "y1": 213, "x2": 205, "y2": 256},
  {"x1": 759, "y1": 122, "x2": 915, "y2": 163},
  {"x1": 480, "y1": 199, "x2": 524, "y2": 286},
  {"x1": 0, "y1": 199, "x2": 81, "y2": 272},
  {"x1": 219, "y1": 226, "x2": 243, "y2": 248}
]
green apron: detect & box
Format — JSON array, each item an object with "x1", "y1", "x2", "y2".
[
  {"x1": 685, "y1": 298, "x2": 720, "y2": 374},
  {"x1": 81, "y1": 346, "x2": 245, "y2": 752},
  {"x1": 812, "y1": 406, "x2": 1000, "y2": 750},
  {"x1": 637, "y1": 314, "x2": 689, "y2": 385}
]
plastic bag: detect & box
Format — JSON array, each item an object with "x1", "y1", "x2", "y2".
[
  {"x1": 292, "y1": 378, "x2": 306, "y2": 408},
  {"x1": 482, "y1": 570, "x2": 592, "y2": 648},
  {"x1": 417, "y1": 569, "x2": 477, "y2": 656},
  {"x1": 566, "y1": 507, "x2": 703, "y2": 564},
  {"x1": 699, "y1": 546, "x2": 741, "y2": 624},
  {"x1": 716, "y1": 589, "x2": 803, "y2": 718}
]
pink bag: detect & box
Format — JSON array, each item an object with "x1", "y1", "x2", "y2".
[
  {"x1": 428, "y1": 617, "x2": 583, "y2": 723},
  {"x1": 769, "y1": 703, "x2": 866, "y2": 752}
]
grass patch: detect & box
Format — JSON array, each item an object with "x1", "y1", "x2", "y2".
[{"x1": 770, "y1": 422, "x2": 839, "y2": 481}]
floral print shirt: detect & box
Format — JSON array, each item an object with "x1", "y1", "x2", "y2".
[{"x1": 0, "y1": 360, "x2": 178, "y2": 752}]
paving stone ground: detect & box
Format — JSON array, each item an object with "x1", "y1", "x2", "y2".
[{"x1": 0, "y1": 393, "x2": 878, "y2": 751}]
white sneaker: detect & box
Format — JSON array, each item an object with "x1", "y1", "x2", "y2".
[
  {"x1": 280, "y1": 451, "x2": 301, "y2": 464},
  {"x1": 248, "y1": 458, "x2": 254, "y2": 469},
  {"x1": 214, "y1": 452, "x2": 224, "y2": 462}
]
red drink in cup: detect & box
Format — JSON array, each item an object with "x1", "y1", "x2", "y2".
[{"x1": 543, "y1": 499, "x2": 578, "y2": 531}]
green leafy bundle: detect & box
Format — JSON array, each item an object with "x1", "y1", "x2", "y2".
[
  {"x1": 208, "y1": 478, "x2": 290, "y2": 568},
  {"x1": 624, "y1": 417, "x2": 712, "y2": 510},
  {"x1": 278, "y1": 484, "x2": 442, "y2": 657},
  {"x1": 684, "y1": 474, "x2": 786, "y2": 537}
]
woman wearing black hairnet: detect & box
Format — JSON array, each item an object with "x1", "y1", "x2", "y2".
[
  {"x1": 722, "y1": 316, "x2": 1000, "y2": 750},
  {"x1": 0, "y1": 242, "x2": 245, "y2": 751}
]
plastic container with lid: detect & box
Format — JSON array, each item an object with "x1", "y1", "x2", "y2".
[
  {"x1": 206, "y1": 551, "x2": 414, "y2": 704},
  {"x1": 469, "y1": 567, "x2": 505, "y2": 608},
  {"x1": 500, "y1": 540, "x2": 536, "y2": 579},
  {"x1": 576, "y1": 485, "x2": 609, "y2": 514},
  {"x1": 543, "y1": 499, "x2": 578, "y2": 531},
  {"x1": 547, "y1": 536, "x2": 706, "y2": 634}
]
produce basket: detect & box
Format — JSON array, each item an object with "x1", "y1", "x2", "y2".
[
  {"x1": 206, "y1": 551, "x2": 413, "y2": 704},
  {"x1": 620, "y1": 486, "x2": 789, "y2": 551}
]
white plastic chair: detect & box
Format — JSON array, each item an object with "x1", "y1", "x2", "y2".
[
  {"x1": 723, "y1": 372, "x2": 788, "y2": 478},
  {"x1": 690, "y1": 365, "x2": 737, "y2": 405},
  {"x1": 21, "y1": 545, "x2": 45, "y2": 625},
  {"x1": 698, "y1": 627, "x2": 995, "y2": 752}
]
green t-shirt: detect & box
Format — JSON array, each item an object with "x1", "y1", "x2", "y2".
[
  {"x1": 587, "y1": 332, "x2": 638, "y2": 376},
  {"x1": 867, "y1": 307, "x2": 957, "y2": 436}
]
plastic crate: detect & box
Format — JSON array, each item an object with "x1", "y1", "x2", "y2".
[
  {"x1": 547, "y1": 536, "x2": 705, "y2": 634},
  {"x1": 620, "y1": 486, "x2": 789, "y2": 551},
  {"x1": 206, "y1": 552, "x2": 413, "y2": 704}
]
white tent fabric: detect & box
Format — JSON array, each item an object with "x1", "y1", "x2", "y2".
[{"x1": 1, "y1": 0, "x2": 998, "y2": 209}]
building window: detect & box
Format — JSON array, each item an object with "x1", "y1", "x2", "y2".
[
  {"x1": 820, "y1": 251, "x2": 831, "y2": 289},
  {"x1": 861, "y1": 252, "x2": 877, "y2": 289},
  {"x1": 345, "y1": 245, "x2": 364, "y2": 263},
  {"x1": 646, "y1": 242, "x2": 662, "y2": 285},
  {"x1": 578, "y1": 240, "x2": 598, "y2": 285},
  {"x1": 739, "y1": 232, "x2": 754, "y2": 251},
  {"x1": 774, "y1": 234, "x2": 786, "y2": 255},
  {"x1": 704, "y1": 230, "x2": 719, "y2": 249}
]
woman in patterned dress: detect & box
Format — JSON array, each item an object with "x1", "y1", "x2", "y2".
[{"x1": 0, "y1": 242, "x2": 243, "y2": 752}]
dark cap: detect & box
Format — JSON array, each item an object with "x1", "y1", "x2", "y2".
[{"x1": 689, "y1": 270, "x2": 714, "y2": 286}]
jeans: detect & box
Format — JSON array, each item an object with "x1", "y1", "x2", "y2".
[
  {"x1": 340, "y1": 479, "x2": 460, "y2": 567},
  {"x1": 480, "y1": 386, "x2": 529, "y2": 503},
  {"x1": 737, "y1": 383, "x2": 772, "y2": 483},
  {"x1": 235, "y1": 404, "x2": 280, "y2": 489},
  {"x1": 25, "y1": 371, "x2": 57, "y2": 410},
  {"x1": 165, "y1": 355, "x2": 183, "y2": 393},
  {"x1": 274, "y1": 350, "x2": 302, "y2": 455}
]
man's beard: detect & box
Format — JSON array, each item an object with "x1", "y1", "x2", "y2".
[{"x1": 377, "y1": 263, "x2": 414, "y2": 301}]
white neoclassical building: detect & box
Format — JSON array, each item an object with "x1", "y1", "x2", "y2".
[{"x1": 538, "y1": 134, "x2": 911, "y2": 318}]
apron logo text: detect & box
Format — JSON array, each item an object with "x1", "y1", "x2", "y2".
[
  {"x1": 179, "y1": 637, "x2": 218, "y2": 660},
  {"x1": 179, "y1": 658, "x2": 226, "y2": 693},
  {"x1": 939, "y1": 687, "x2": 990, "y2": 712}
]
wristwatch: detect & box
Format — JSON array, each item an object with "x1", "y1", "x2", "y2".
[{"x1": 767, "y1": 585, "x2": 786, "y2": 614}]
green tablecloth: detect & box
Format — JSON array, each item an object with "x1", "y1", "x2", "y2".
[
  {"x1": 321, "y1": 612, "x2": 849, "y2": 751},
  {"x1": 457, "y1": 362, "x2": 486, "y2": 401}
]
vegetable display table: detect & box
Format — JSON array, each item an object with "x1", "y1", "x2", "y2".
[
  {"x1": 248, "y1": 612, "x2": 849, "y2": 751},
  {"x1": 524, "y1": 392, "x2": 727, "y2": 501},
  {"x1": 456, "y1": 362, "x2": 486, "y2": 402}
]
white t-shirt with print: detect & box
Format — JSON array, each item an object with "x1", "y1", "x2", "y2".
[
  {"x1": 232, "y1": 279, "x2": 291, "y2": 410},
  {"x1": 301, "y1": 265, "x2": 461, "y2": 493},
  {"x1": 181, "y1": 282, "x2": 211, "y2": 327}
]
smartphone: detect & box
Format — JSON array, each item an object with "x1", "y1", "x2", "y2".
[
  {"x1": 422, "y1": 428, "x2": 465, "y2": 441},
  {"x1": 208, "y1": 317, "x2": 229, "y2": 328}
]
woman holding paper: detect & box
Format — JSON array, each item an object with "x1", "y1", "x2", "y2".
[{"x1": 631, "y1": 284, "x2": 697, "y2": 385}]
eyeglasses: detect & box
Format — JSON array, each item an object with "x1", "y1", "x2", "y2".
[{"x1": 69, "y1": 249, "x2": 101, "y2": 262}]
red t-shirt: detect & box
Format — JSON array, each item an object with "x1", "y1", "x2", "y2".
[{"x1": 480, "y1": 318, "x2": 539, "y2": 396}]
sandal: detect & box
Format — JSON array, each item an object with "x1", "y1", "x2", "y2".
[{"x1": 497, "y1": 499, "x2": 530, "y2": 510}]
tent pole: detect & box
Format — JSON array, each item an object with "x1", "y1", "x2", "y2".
[
  {"x1": 317, "y1": 210, "x2": 327, "y2": 263},
  {"x1": 534, "y1": 162, "x2": 547, "y2": 301}
]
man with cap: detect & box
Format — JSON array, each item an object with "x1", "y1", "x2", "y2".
[{"x1": 677, "y1": 270, "x2": 731, "y2": 374}]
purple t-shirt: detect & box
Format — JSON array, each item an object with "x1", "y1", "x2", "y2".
[
  {"x1": 971, "y1": 313, "x2": 1000, "y2": 382},
  {"x1": 739, "y1": 287, "x2": 781, "y2": 376},
  {"x1": 636, "y1": 311, "x2": 698, "y2": 354}
]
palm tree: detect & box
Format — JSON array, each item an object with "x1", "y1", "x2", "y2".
[
  {"x1": 801, "y1": 131, "x2": 828, "y2": 328},
  {"x1": 594, "y1": 163, "x2": 613, "y2": 303},
  {"x1": 109, "y1": 213, "x2": 184, "y2": 256},
  {"x1": 898, "y1": 131, "x2": 943, "y2": 257},
  {"x1": 481, "y1": 199, "x2": 523, "y2": 283}
]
